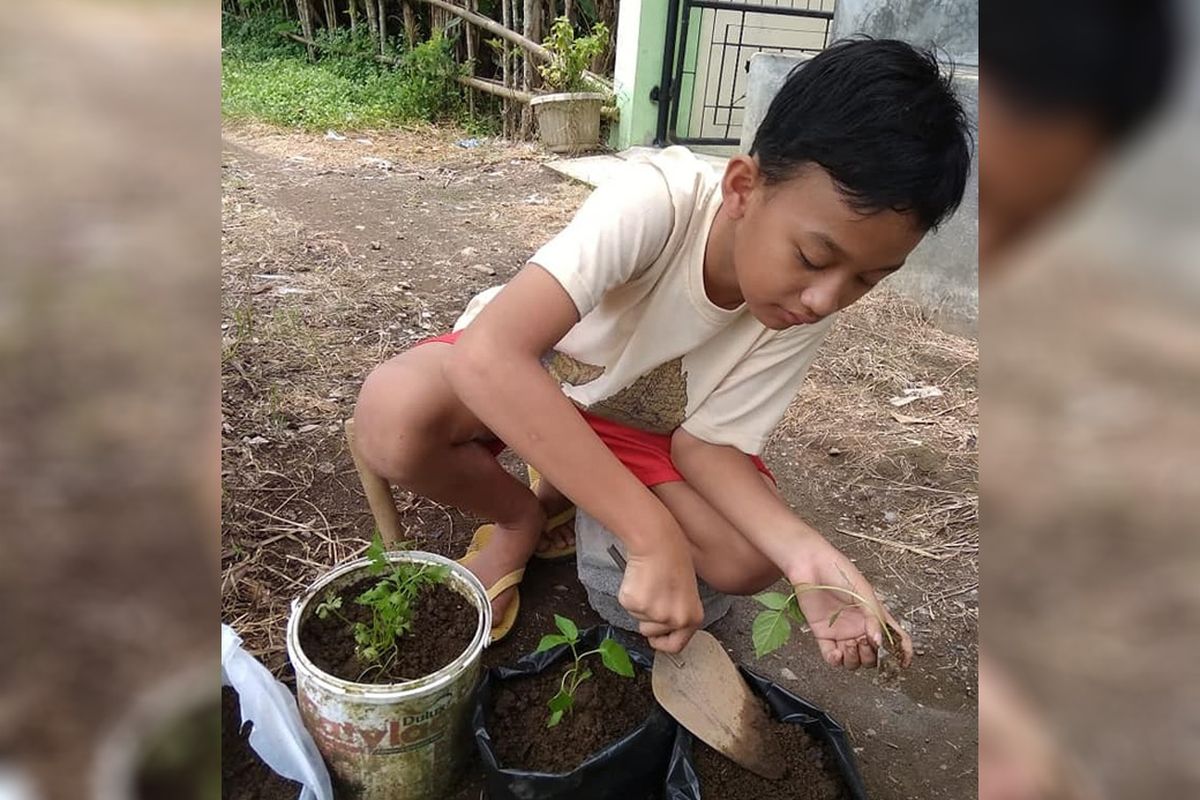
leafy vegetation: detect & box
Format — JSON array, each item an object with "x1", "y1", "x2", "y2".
[
  {"x1": 534, "y1": 615, "x2": 634, "y2": 727},
  {"x1": 222, "y1": 13, "x2": 479, "y2": 130},
  {"x1": 536, "y1": 16, "x2": 610, "y2": 93},
  {"x1": 315, "y1": 534, "x2": 449, "y2": 673}
]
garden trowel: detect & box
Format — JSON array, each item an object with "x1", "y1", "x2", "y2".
[{"x1": 607, "y1": 545, "x2": 786, "y2": 780}]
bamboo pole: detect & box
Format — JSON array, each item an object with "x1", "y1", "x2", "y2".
[
  {"x1": 465, "y1": 0, "x2": 477, "y2": 117},
  {"x1": 521, "y1": 0, "x2": 534, "y2": 137},
  {"x1": 502, "y1": 0, "x2": 512, "y2": 137},
  {"x1": 377, "y1": 0, "x2": 387, "y2": 54},
  {"x1": 282, "y1": 31, "x2": 620, "y2": 121},
  {"x1": 402, "y1": 0, "x2": 417, "y2": 48},
  {"x1": 409, "y1": 0, "x2": 613, "y2": 92},
  {"x1": 348, "y1": 0, "x2": 358, "y2": 32}
]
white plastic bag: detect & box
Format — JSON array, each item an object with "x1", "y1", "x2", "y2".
[{"x1": 221, "y1": 624, "x2": 334, "y2": 800}]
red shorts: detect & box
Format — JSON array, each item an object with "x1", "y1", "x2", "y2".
[{"x1": 418, "y1": 332, "x2": 774, "y2": 487}]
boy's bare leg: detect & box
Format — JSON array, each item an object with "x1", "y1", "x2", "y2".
[
  {"x1": 354, "y1": 343, "x2": 543, "y2": 620},
  {"x1": 650, "y1": 475, "x2": 783, "y2": 595}
]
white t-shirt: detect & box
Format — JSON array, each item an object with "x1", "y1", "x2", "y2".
[{"x1": 455, "y1": 146, "x2": 834, "y2": 455}]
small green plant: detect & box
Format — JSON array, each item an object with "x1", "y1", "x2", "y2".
[
  {"x1": 534, "y1": 614, "x2": 633, "y2": 727},
  {"x1": 751, "y1": 573, "x2": 899, "y2": 658},
  {"x1": 537, "y1": 16, "x2": 610, "y2": 93},
  {"x1": 315, "y1": 534, "x2": 449, "y2": 675}
]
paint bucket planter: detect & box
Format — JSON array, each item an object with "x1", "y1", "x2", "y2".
[
  {"x1": 530, "y1": 92, "x2": 607, "y2": 154},
  {"x1": 287, "y1": 551, "x2": 491, "y2": 800}
]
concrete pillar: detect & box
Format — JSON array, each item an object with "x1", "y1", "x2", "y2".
[{"x1": 610, "y1": 0, "x2": 670, "y2": 150}]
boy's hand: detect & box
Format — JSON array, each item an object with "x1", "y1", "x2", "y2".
[
  {"x1": 785, "y1": 536, "x2": 914, "y2": 669},
  {"x1": 617, "y1": 531, "x2": 704, "y2": 654}
]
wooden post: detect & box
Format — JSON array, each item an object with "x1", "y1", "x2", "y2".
[
  {"x1": 502, "y1": 0, "x2": 512, "y2": 137},
  {"x1": 344, "y1": 419, "x2": 403, "y2": 545},
  {"x1": 378, "y1": 0, "x2": 387, "y2": 54},
  {"x1": 363, "y1": 0, "x2": 378, "y2": 40},
  {"x1": 348, "y1": 0, "x2": 358, "y2": 33},
  {"x1": 402, "y1": 0, "x2": 417, "y2": 48},
  {"x1": 521, "y1": 0, "x2": 535, "y2": 138},
  {"x1": 465, "y1": 0, "x2": 477, "y2": 117},
  {"x1": 295, "y1": 0, "x2": 316, "y2": 59},
  {"x1": 564, "y1": 0, "x2": 573, "y2": 24}
]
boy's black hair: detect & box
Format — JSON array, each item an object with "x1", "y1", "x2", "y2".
[
  {"x1": 750, "y1": 38, "x2": 972, "y2": 231},
  {"x1": 981, "y1": 0, "x2": 1177, "y2": 139}
]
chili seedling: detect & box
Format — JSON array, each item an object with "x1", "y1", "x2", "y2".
[
  {"x1": 534, "y1": 614, "x2": 634, "y2": 727},
  {"x1": 751, "y1": 567, "x2": 899, "y2": 658},
  {"x1": 314, "y1": 533, "x2": 449, "y2": 678}
]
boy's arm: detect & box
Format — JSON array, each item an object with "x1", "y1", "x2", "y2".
[
  {"x1": 446, "y1": 264, "x2": 705, "y2": 653},
  {"x1": 672, "y1": 429, "x2": 914, "y2": 668}
]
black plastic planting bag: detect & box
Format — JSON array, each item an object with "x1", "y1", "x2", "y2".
[
  {"x1": 472, "y1": 624, "x2": 677, "y2": 800},
  {"x1": 663, "y1": 666, "x2": 869, "y2": 800}
]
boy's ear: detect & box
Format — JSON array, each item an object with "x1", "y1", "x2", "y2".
[{"x1": 721, "y1": 155, "x2": 762, "y2": 220}]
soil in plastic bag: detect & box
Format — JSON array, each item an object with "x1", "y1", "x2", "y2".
[
  {"x1": 299, "y1": 578, "x2": 474, "y2": 683},
  {"x1": 664, "y1": 668, "x2": 868, "y2": 800},
  {"x1": 221, "y1": 687, "x2": 303, "y2": 800},
  {"x1": 474, "y1": 625, "x2": 676, "y2": 800},
  {"x1": 488, "y1": 660, "x2": 654, "y2": 773}
]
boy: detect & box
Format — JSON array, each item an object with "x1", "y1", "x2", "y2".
[{"x1": 354, "y1": 39, "x2": 970, "y2": 665}]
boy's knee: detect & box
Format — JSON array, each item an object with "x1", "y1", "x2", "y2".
[
  {"x1": 355, "y1": 366, "x2": 440, "y2": 484},
  {"x1": 700, "y1": 554, "x2": 781, "y2": 596}
]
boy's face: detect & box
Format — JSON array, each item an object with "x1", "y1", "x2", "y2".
[{"x1": 725, "y1": 159, "x2": 926, "y2": 330}]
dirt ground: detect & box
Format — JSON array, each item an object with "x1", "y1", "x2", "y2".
[{"x1": 220, "y1": 122, "x2": 978, "y2": 799}]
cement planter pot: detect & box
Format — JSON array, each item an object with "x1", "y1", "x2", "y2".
[{"x1": 530, "y1": 92, "x2": 607, "y2": 154}]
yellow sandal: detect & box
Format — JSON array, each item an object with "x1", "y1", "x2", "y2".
[
  {"x1": 527, "y1": 465, "x2": 577, "y2": 560},
  {"x1": 457, "y1": 525, "x2": 524, "y2": 643}
]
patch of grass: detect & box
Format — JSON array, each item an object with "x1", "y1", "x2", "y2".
[{"x1": 222, "y1": 15, "x2": 475, "y2": 131}]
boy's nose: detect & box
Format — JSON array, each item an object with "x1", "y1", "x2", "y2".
[{"x1": 801, "y1": 278, "x2": 840, "y2": 318}]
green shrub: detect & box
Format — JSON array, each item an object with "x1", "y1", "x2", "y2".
[{"x1": 221, "y1": 30, "x2": 470, "y2": 130}]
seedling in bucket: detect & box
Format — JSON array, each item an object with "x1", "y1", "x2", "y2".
[
  {"x1": 534, "y1": 614, "x2": 634, "y2": 727},
  {"x1": 315, "y1": 533, "x2": 448, "y2": 678}
]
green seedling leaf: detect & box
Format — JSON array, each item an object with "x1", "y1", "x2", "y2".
[
  {"x1": 785, "y1": 594, "x2": 806, "y2": 625},
  {"x1": 754, "y1": 591, "x2": 791, "y2": 611},
  {"x1": 548, "y1": 689, "x2": 573, "y2": 714},
  {"x1": 365, "y1": 532, "x2": 388, "y2": 573},
  {"x1": 535, "y1": 634, "x2": 569, "y2": 654},
  {"x1": 547, "y1": 709, "x2": 564, "y2": 728},
  {"x1": 597, "y1": 637, "x2": 635, "y2": 677},
  {"x1": 554, "y1": 614, "x2": 579, "y2": 642},
  {"x1": 752, "y1": 608, "x2": 792, "y2": 658}
]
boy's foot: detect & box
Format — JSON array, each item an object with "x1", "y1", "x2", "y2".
[
  {"x1": 460, "y1": 518, "x2": 541, "y2": 624},
  {"x1": 532, "y1": 478, "x2": 576, "y2": 556}
]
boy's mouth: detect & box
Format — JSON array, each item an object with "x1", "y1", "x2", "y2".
[{"x1": 782, "y1": 307, "x2": 821, "y2": 326}]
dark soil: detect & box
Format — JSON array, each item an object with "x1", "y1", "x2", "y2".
[
  {"x1": 300, "y1": 578, "x2": 476, "y2": 683},
  {"x1": 221, "y1": 687, "x2": 303, "y2": 800},
  {"x1": 692, "y1": 715, "x2": 847, "y2": 800},
  {"x1": 487, "y1": 660, "x2": 656, "y2": 774}
]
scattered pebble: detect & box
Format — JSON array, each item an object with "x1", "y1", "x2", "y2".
[
  {"x1": 779, "y1": 667, "x2": 798, "y2": 681},
  {"x1": 370, "y1": 241, "x2": 381, "y2": 250},
  {"x1": 468, "y1": 263, "x2": 496, "y2": 276}
]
